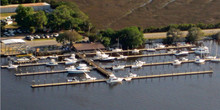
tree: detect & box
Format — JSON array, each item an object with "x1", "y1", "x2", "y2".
[
  {"x1": 117, "y1": 26, "x2": 144, "y2": 49},
  {"x1": 1, "y1": 0, "x2": 8, "y2": 5},
  {"x1": 163, "y1": 28, "x2": 182, "y2": 44},
  {"x1": 29, "y1": 27, "x2": 36, "y2": 34},
  {"x1": 15, "y1": 5, "x2": 34, "y2": 28},
  {"x1": 56, "y1": 30, "x2": 82, "y2": 46},
  {"x1": 186, "y1": 27, "x2": 204, "y2": 43},
  {"x1": 33, "y1": 11, "x2": 47, "y2": 30},
  {"x1": 101, "y1": 37, "x2": 111, "y2": 47}
]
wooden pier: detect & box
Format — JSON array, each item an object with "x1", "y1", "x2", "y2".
[
  {"x1": 76, "y1": 53, "x2": 113, "y2": 77},
  {"x1": 15, "y1": 70, "x2": 67, "y2": 76},
  {"x1": 85, "y1": 45, "x2": 195, "y2": 55},
  {"x1": 31, "y1": 70, "x2": 213, "y2": 88}
]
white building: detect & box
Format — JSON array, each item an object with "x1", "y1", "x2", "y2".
[{"x1": 0, "y1": 2, "x2": 51, "y2": 13}]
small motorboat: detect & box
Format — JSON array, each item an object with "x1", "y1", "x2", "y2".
[
  {"x1": 106, "y1": 75, "x2": 123, "y2": 84},
  {"x1": 65, "y1": 59, "x2": 77, "y2": 65},
  {"x1": 112, "y1": 48, "x2": 123, "y2": 52},
  {"x1": 112, "y1": 65, "x2": 125, "y2": 70},
  {"x1": 116, "y1": 55, "x2": 128, "y2": 60},
  {"x1": 64, "y1": 54, "x2": 77, "y2": 61},
  {"x1": 167, "y1": 49, "x2": 177, "y2": 54},
  {"x1": 67, "y1": 77, "x2": 79, "y2": 82},
  {"x1": 46, "y1": 59, "x2": 58, "y2": 66},
  {"x1": 128, "y1": 73, "x2": 137, "y2": 77},
  {"x1": 66, "y1": 65, "x2": 90, "y2": 74},
  {"x1": 76, "y1": 63, "x2": 90, "y2": 70},
  {"x1": 172, "y1": 59, "x2": 182, "y2": 65},
  {"x1": 7, "y1": 62, "x2": 18, "y2": 69},
  {"x1": 210, "y1": 58, "x2": 220, "y2": 62},
  {"x1": 16, "y1": 57, "x2": 30, "y2": 62},
  {"x1": 48, "y1": 55, "x2": 58, "y2": 59},
  {"x1": 100, "y1": 56, "x2": 115, "y2": 61},
  {"x1": 194, "y1": 56, "x2": 205, "y2": 64},
  {"x1": 181, "y1": 57, "x2": 189, "y2": 61},
  {"x1": 146, "y1": 48, "x2": 156, "y2": 52},
  {"x1": 194, "y1": 46, "x2": 209, "y2": 54},
  {"x1": 38, "y1": 56, "x2": 47, "y2": 60},
  {"x1": 205, "y1": 56, "x2": 216, "y2": 59},
  {"x1": 132, "y1": 49, "x2": 140, "y2": 53},
  {"x1": 156, "y1": 44, "x2": 165, "y2": 48},
  {"x1": 175, "y1": 51, "x2": 189, "y2": 56},
  {"x1": 131, "y1": 60, "x2": 145, "y2": 68}
]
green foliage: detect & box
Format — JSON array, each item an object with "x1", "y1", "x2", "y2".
[
  {"x1": 15, "y1": 5, "x2": 35, "y2": 28},
  {"x1": 1, "y1": 0, "x2": 9, "y2": 5},
  {"x1": 88, "y1": 33, "x2": 102, "y2": 42},
  {"x1": 29, "y1": 26, "x2": 36, "y2": 34},
  {"x1": 101, "y1": 37, "x2": 111, "y2": 47},
  {"x1": 56, "y1": 30, "x2": 82, "y2": 46},
  {"x1": 143, "y1": 23, "x2": 220, "y2": 33},
  {"x1": 117, "y1": 26, "x2": 144, "y2": 49},
  {"x1": 33, "y1": 11, "x2": 47, "y2": 30},
  {"x1": 186, "y1": 27, "x2": 204, "y2": 43},
  {"x1": 163, "y1": 28, "x2": 182, "y2": 44}
]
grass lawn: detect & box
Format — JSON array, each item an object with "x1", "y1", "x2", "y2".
[{"x1": 0, "y1": 13, "x2": 16, "y2": 20}]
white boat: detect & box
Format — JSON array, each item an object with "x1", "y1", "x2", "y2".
[
  {"x1": 67, "y1": 65, "x2": 90, "y2": 74},
  {"x1": 76, "y1": 63, "x2": 90, "y2": 70},
  {"x1": 7, "y1": 62, "x2": 18, "y2": 69},
  {"x1": 191, "y1": 48, "x2": 197, "y2": 51},
  {"x1": 132, "y1": 49, "x2": 140, "y2": 53},
  {"x1": 67, "y1": 77, "x2": 79, "y2": 82},
  {"x1": 48, "y1": 55, "x2": 58, "y2": 59},
  {"x1": 116, "y1": 55, "x2": 128, "y2": 60},
  {"x1": 112, "y1": 48, "x2": 123, "y2": 52},
  {"x1": 172, "y1": 59, "x2": 182, "y2": 65},
  {"x1": 128, "y1": 72, "x2": 137, "y2": 77},
  {"x1": 64, "y1": 54, "x2": 77, "y2": 61},
  {"x1": 65, "y1": 59, "x2": 77, "y2": 65},
  {"x1": 175, "y1": 51, "x2": 189, "y2": 56},
  {"x1": 38, "y1": 56, "x2": 47, "y2": 60},
  {"x1": 100, "y1": 56, "x2": 115, "y2": 61},
  {"x1": 112, "y1": 65, "x2": 125, "y2": 70},
  {"x1": 205, "y1": 56, "x2": 216, "y2": 59},
  {"x1": 46, "y1": 59, "x2": 58, "y2": 66},
  {"x1": 85, "y1": 73, "x2": 97, "y2": 80},
  {"x1": 106, "y1": 75, "x2": 123, "y2": 84},
  {"x1": 156, "y1": 44, "x2": 165, "y2": 48},
  {"x1": 210, "y1": 58, "x2": 220, "y2": 62},
  {"x1": 194, "y1": 56, "x2": 205, "y2": 64},
  {"x1": 167, "y1": 49, "x2": 177, "y2": 54},
  {"x1": 181, "y1": 57, "x2": 189, "y2": 61},
  {"x1": 195, "y1": 46, "x2": 209, "y2": 54},
  {"x1": 16, "y1": 57, "x2": 30, "y2": 62},
  {"x1": 131, "y1": 60, "x2": 145, "y2": 68},
  {"x1": 146, "y1": 48, "x2": 156, "y2": 52}
]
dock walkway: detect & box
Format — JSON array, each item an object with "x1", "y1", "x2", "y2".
[{"x1": 31, "y1": 70, "x2": 213, "y2": 88}]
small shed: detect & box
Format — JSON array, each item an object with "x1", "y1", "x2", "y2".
[{"x1": 73, "y1": 43, "x2": 105, "y2": 51}]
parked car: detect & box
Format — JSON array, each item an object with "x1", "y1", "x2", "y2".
[
  {"x1": 53, "y1": 33, "x2": 59, "y2": 37},
  {"x1": 34, "y1": 35, "x2": 40, "y2": 39},
  {"x1": 25, "y1": 36, "x2": 34, "y2": 41}
]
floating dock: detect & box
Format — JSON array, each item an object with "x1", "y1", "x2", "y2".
[
  {"x1": 76, "y1": 53, "x2": 113, "y2": 77},
  {"x1": 31, "y1": 70, "x2": 213, "y2": 88},
  {"x1": 15, "y1": 70, "x2": 67, "y2": 76},
  {"x1": 85, "y1": 45, "x2": 195, "y2": 55}
]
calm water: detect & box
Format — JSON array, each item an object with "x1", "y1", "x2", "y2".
[{"x1": 1, "y1": 40, "x2": 220, "y2": 110}]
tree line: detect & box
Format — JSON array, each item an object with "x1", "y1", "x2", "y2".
[
  {"x1": 143, "y1": 23, "x2": 220, "y2": 33},
  {"x1": 13, "y1": 1, "x2": 92, "y2": 34}
]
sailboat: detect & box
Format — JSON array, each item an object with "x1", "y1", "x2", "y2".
[
  {"x1": 112, "y1": 38, "x2": 123, "y2": 52},
  {"x1": 211, "y1": 42, "x2": 220, "y2": 62},
  {"x1": 205, "y1": 40, "x2": 216, "y2": 59}
]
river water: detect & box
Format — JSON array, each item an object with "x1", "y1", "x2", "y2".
[{"x1": 1, "y1": 40, "x2": 220, "y2": 110}]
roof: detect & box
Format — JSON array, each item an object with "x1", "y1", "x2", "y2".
[
  {"x1": 1, "y1": 39, "x2": 26, "y2": 45},
  {"x1": 73, "y1": 43, "x2": 105, "y2": 51},
  {"x1": 0, "y1": 3, "x2": 50, "y2": 9}
]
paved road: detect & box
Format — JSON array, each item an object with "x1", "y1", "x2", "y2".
[{"x1": 144, "y1": 28, "x2": 220, "y2": 39}]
